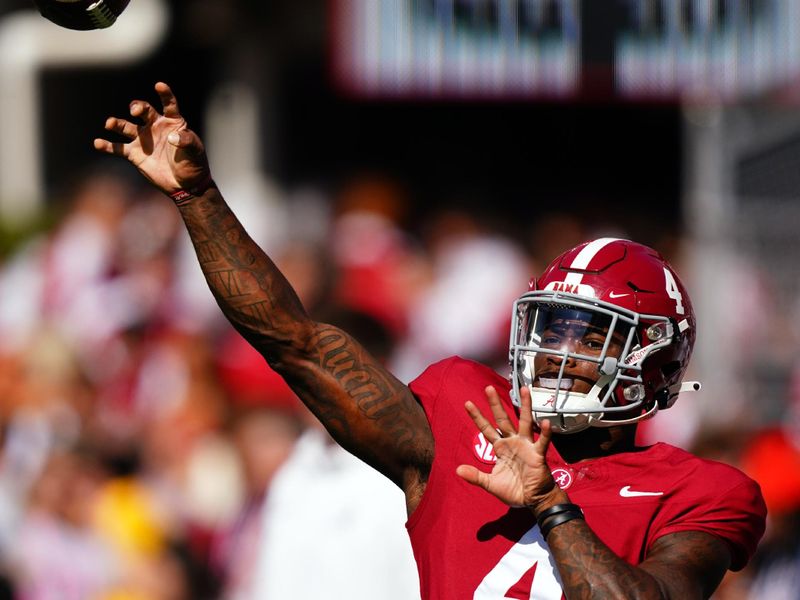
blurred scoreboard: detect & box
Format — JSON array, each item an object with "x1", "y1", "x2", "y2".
[{"x1": 331, "y1": 0, "x2": 800, "y2": 101}]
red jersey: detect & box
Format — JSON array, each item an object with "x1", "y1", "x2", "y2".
[{"x1": 407, "y1": 357, "x2": 766, "y2": 600}]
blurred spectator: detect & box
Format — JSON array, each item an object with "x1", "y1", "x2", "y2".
[
  {"x1": 9, "y1": 448, "x2": 117, "y2": 600},
  {"x1": 688, "y1": 372, "x2": 800, "y2": 600},
  {"x1": 210, "y1": 330, "x2": 304, "y2": 598},
  {"x1": 740, "y1": 428, "x2": 800, "y2": 600},
  {"x1": 252, "y1": 308, "x2": 421, "y2": 600},
  {"x1": 391, "y1": 207, "x2": 530, "y2": 381},
  {"x1": 330, "y1": 175, "x2": 429, "y2": 336},
  {"x1": 736, "y1": 369, "x2": 800, "y2": 600},
  {"x1": 211, "y1": 404, "x2": 303, "y2": 599},
  {"x1": 0, "y1": 167, "x2": 133, "y2": 356},
  {"x1": 0, "y1": 332, "x2": 86, "y2": 566},
  {"x1": 526, "y1": 211, "x2": 587, "y2": 274}
]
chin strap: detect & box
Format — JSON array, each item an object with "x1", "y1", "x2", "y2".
[
  {"x1": 583, "y1": 373, "x2": 615, "y2": 406},
  {"x1": 600, "y1": 380, "x2": 704, "y2": 428},
  {"x1": 567, "y1": 380, "x2": 703, "y2": 430},
  {"x1": 525, "y1": 374, "x2": 704, "y2": 433},
  {"x1": 591, "y1": 401, "x2": 659, "y2": 428}
]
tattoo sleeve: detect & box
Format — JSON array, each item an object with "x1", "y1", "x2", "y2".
[
  {"x1": 177, "y1": 190, "x2": 433, "y2": 494},
  {"x1": 545, "y1": 519, "x2": 731, "y2": 599}
]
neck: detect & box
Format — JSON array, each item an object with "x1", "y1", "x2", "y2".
[{"x1": 551, "y1": 424, "x2": 638, "y2": 464}]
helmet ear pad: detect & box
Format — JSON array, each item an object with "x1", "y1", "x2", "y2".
[{"x1": 634, "y1": 318, "x2": 695, "y2": 411}]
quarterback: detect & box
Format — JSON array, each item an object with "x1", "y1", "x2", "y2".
[{"x1": 95, "y1": 83, "x2": 766, "y2": 599}]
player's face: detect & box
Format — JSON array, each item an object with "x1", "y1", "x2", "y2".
[{"x1": 531, "y1": 313, "x2": 625, "y2": 395}]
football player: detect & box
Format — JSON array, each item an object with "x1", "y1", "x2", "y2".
[{"x1": 95, "y1": 83, "x2": 766, "y2": 600}]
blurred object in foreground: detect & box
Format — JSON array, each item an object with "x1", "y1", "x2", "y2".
[
  {"x1": 332, "y1": 0, "x2": 800, "y2": 103},
  {"x1": 333, "y1": 0, "x2": 580, "y2": 99}
]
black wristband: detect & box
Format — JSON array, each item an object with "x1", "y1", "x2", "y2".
[
  {"x1": 535, "y1": 503, "x2": 582, "y2": 529},
  {"x1": 540, "y1": 509, "x2": 584, "y2": 539}
]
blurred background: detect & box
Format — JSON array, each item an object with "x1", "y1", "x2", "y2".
[{"x1": 0, "y1": 0, "x2": 798, "y2": 598}]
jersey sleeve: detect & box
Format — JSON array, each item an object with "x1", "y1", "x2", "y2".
[
  {"x1": 408, "y1": 357, "x2": 458, "y2": 426},
  {"x1": 650, "y1": 476, "x2": 766, "y2": 571}
]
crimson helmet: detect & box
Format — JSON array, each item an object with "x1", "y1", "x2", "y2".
[{"x1": 509, "y1": 238, "x2": 700, "y2": 434}]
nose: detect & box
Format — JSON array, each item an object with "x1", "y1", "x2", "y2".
[{"x1": 548, "y1": 341, "x2": 578, "y2": 367}]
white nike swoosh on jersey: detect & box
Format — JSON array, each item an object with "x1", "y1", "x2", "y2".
[
  {"x1": 619, "y1": 486, "x2": 664, "y2": 497},
  {"x1": 608, "y1": 291, "x2": 629, "y2": 298}
]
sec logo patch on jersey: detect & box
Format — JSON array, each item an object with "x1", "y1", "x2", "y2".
[{"x1": 472, "y1": 432, "x2": 497, "y2": 464}]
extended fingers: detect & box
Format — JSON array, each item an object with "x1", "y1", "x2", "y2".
[
  {"x1": 485, "y1": 386, "x2": 516, "y2": 437},
  {"x1": 93, "y1": 137, "x2": 126, "y2": 157},
  {"x1": 535, "y1": 418, "x2": 553, "y2": 454},
  {"x1": 456, "y1": 464, "x2": 491, "y2": 490},
  {"x1": 464, "y1": 401, "x2": 501, "y2": 444},
  {"x1": 155, "y1": 82, "x2": 181, "y2": 119},
  {"x1": 518, "y1": 385, "x2": 533, "y2": 439},
  {"x1": 129, "y1": 100, "x2": 159, "y2": 124},
  {"x1": 104, "y1": 116, "x2": 138, "y2": 140}
]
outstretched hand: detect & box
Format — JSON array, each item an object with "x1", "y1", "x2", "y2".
[
  {"x1": 93, "y1": 82, "x2": 210, "y2": 198},
  {"x1": 456, "y1": 386, "x2": 566, "y2": 514}
]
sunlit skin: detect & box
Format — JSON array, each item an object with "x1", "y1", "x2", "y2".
[
  {"x1": 525, "y1": 317, "x2": 637, "y2": 463},
  {"x1": 456, "y1": 317, "x2": 633, "y2": 509},
  {"x1": 533, "y1": 317, "x2": 625, "y2": 395},
  {"x1": 95, "y1": 83, "x2": 735, "y2": 599}
]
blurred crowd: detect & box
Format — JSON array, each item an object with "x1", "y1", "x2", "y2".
[{"x1": 0, "y1": 163, "x2": 797, "y2": 599}]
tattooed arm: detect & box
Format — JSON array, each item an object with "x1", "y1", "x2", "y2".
[
  {"x1": 545, "y1": 522, "x2": 730, "y2": 599},
  {"x1": 456, "y1": 386, "x2": 731, "y2": 599},
  {"x1": 94, "y1": 83, "x2": 433, "y2": 509}
]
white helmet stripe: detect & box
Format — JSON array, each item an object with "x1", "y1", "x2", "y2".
[{"x1": 563, "y1": 237, "x2": 624, "y2": 285}]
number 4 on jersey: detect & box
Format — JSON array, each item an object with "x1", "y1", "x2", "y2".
[{"x1": 474, "y1": 525, "x2": 565, "y2": 599}]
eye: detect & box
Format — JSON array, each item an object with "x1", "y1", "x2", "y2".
[
  {"x1": 582, "y1": 337, "x2": 605, "y2": 351},
  {"x1": 541, "y1": 334, "x2": 561, "y2": 346}
]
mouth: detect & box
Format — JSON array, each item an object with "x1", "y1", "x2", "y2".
[
  {"x1": 537, "y1": 377, "x2": 573, "y2": 390},
  {"x1": 534, "y1": 373, "x2": 597, "y2": 394}
]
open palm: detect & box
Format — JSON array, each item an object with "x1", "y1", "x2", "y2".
[{"x1": 456, "y1": 386, "x2": 560, "y2": 510}]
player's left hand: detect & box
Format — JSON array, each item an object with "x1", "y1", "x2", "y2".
[{"x1": 456, "y1": 386, "x2": 566, "y2": 514}]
